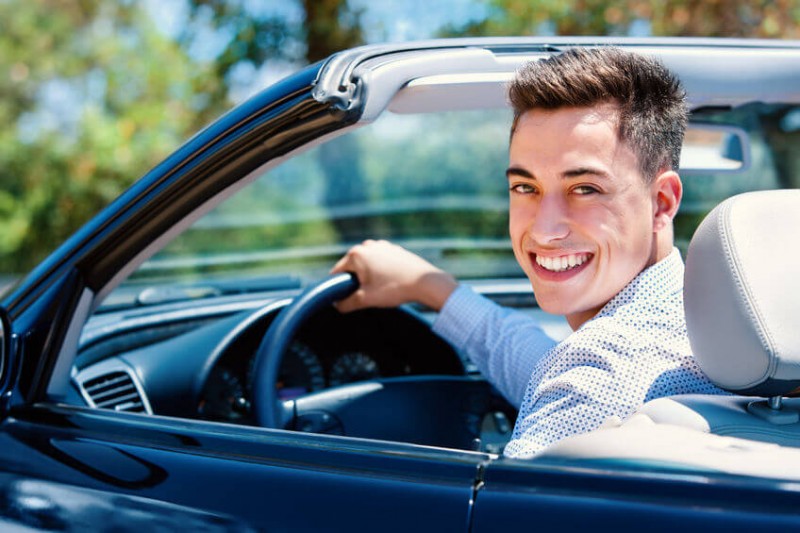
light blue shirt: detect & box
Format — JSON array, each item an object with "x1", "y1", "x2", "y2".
[{"x1": 433, "y1": 248, "x2": 725, "y2": 458}]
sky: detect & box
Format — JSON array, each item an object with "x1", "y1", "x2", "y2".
[
  {"x1": 144, "y1": 0, "x2": 489, "y2": 43},
  {"x1": 143, "y1": 0, "x2": 491, "y2": 102},
  {"x1": 350, "y1": 0, "x2": 489, "y2": 41}
]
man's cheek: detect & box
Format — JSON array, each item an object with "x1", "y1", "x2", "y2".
[{"x1": 510, "y1": 242, "x2": 529, "y2": 273}]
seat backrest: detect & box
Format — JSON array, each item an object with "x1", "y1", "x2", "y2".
[
  {"x1": 632, "y1": 190, "x2": 800, "y2": 445},
  {"x1": 684, "y1": 189, "x2": 800, "y2": 397}
]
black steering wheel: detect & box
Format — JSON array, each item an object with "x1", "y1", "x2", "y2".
[
  {"x1": 250, "y1": 272, "x2": 511, "y2": 450},
  {"x1": 251, "y1": 272, "x2": 359, "y2": 428}
]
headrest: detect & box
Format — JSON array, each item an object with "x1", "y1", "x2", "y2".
[{"x1": 684, "y1": 190, "x2": 800, "y2": 396}]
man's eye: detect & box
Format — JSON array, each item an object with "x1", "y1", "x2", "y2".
[
  {"x1": 573, "y1": 185, "x2": 599, "y2": 195},
  {"x1": 510, "y1": 183, "x2": 537, "y2": 195}
]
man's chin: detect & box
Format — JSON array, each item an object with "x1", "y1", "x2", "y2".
[
  {"x1": 531, "y1": 286, "x2": 596, "y2": 316},
  {"x1": 530, "y1": 287, "x2": 576, "y2": 314},
  {"x1": 537, "y1": 300, "x2": 580, "y2": 316}
]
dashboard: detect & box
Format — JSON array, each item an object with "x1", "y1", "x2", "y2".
[
  {"x1": 72, "y1": 299, "x2": 466, "y2": 427},
  {"x1": 199, "y1": 305, "x2": 465, "y2": 424}
]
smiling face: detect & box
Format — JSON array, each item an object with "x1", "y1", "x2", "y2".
[{"x1": 508, "y1": 104, "x2": 669, "y2": 330}]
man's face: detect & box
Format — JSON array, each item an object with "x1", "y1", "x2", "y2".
[{"x1": 507, "y1": 104, "x2": 658, "y2": 329}]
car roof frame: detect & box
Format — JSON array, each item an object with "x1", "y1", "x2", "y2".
[{"x1": 313, "y1": 37, "x2": 800, "y2": 121}]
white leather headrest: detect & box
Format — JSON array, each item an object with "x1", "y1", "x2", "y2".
[{"x1": 685, "y1": 190, "x2": 800, "y2": 396}]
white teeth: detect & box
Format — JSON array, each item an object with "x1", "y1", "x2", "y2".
[{"x1": 535, "y1": 253, "x2": 590, "y2": 273}]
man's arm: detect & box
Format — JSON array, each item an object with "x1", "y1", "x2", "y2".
[
  {"x1": 332, "y1": 240, "x2": 556, "y2": 406},
  {"x1": 331, "y1": 240, "x2": 457, "y2": 312}
]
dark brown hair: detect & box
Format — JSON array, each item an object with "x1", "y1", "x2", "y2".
[{"x1": 508, "y1": 47, "x2": 688, "y2": 182}]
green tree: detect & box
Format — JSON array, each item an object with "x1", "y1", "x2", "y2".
[
  {"x1": 181, "y1": 0, "x2": 363, "y2": 98},
  {"x1": 442, "y1": 0, "x2": 800, "y2": 38},
  {"x1": 0, "y1": 0, "x2": 366, "y2": 275},
  {"x1": 0, "y1": 0, "x2": 223, "y2": 273}
]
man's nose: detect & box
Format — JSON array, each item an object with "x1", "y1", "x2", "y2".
[{"x1": 528, "y1": 193, "x2": 569, "y2": 243}]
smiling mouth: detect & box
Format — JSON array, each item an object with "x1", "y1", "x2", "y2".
[{"x1": 534, "y1": 252, "x2": 592, "y2": 273}]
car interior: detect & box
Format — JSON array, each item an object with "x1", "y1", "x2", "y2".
[{"x1": 48, "y1": 44, "x2": 800, "y2": 473}]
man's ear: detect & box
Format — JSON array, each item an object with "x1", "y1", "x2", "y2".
[{"x1": 652, "y1": 170, "x2": 682, "y2": 231}]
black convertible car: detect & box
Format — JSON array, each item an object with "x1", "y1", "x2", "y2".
[{"x1": 2, "y1": 37, "x2": 800, "y2": 531}]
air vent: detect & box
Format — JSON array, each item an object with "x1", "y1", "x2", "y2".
[{"x1": 81, "y1": 370, "x2": 148, "y2": 413}]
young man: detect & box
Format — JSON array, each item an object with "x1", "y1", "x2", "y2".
[{"x1": 331, "y1": 47, "x2": 723, "y2": 458}]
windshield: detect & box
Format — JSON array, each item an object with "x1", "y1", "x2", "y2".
[
  {"x1": 109, "y1": 108, "x2": 516, "y2": 306},
  {"x1": 104, "y1": 102, "x2": 800, "y2": 309}
]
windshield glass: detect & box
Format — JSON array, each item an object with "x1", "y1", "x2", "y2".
[
  {"x1": 105, "y1": 102, "x2": 799, "y2": 309},
  {"x1": 113, "y1": 108, "x2": 516, "y2": 302}
]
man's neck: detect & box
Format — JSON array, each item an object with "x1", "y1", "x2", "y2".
[{"x1": 566, "y1": 308, "x2": 602, "y2": 331}]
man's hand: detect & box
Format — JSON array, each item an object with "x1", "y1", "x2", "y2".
[{"x1": 330, "y1": 240, "x2": 458, "y2": 313}]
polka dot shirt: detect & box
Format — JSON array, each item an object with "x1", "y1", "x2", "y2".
[{"x1": 433, "y1": 248, "x2": 726, "y2": 458}]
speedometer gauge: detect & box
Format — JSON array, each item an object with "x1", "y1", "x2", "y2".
[
  {"x1": 329, "y1": 352, "x2": 381, "y2": 387},
  {"x1": 200, "y1": 367, "x2": 247, "y2": 421},
  {"x1": 248, "y1": 340, "x2": 326, "y2": 401}
]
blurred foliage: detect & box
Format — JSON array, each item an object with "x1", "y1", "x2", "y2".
[
  {"x1": 0, "y1": 0, "x2": 220, "y2": 272},
  {"x1": 302, "y1": 0, "x2": 364, "y2": 62},
  {"x1": 0, "y1": 0, "x2": 363, "y2": 275},
  {"x1": 441, "y1": 0, "x2": 800, "y2": 37}
]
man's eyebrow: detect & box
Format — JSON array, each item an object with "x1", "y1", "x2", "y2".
[
  {"x1": 505, "y1": 166, "x2": 533, "y2": 179},
  {"x1": 562, "y1": 166, "x2": 609, "y2": 179},
  {"x1": 505, "y1": 166, "x2": 610, "y2": 180}
]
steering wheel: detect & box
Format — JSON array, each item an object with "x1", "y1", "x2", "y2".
[
  {"x1": 250, "y1": 272, "x2": 511, "y2": 449},
  {"x1": 251, "y1": 272, "x2": 359, "y2": 428}
]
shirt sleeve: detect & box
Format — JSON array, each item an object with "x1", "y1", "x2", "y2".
[
  {"x1": 503, "y1": 326, "x2": 641, "y2": 458},
  {"x1": 433, "y1": 285, "x2": 557, "y2": 407}
]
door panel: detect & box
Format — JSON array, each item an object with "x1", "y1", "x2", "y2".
[
  {"x1": 472, "y1": 460, "x2": 800, "y2": 531},
  {"x1": 2, "y1": 404, "x2": 484, "y2": 532}
]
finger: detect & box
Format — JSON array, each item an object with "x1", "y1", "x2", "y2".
[
  {"x1": 330, "y1": 244, "x2": 362, "y2": 274},
  {"x1": 330, "y1": 254, "x2": 350, "y2": 274},
  {"x1": 333, "y1": 299, "x2": 353, "y2": 313},
  {"x1": 334, "y1": 289, "x2": 365, "y2": 314}
]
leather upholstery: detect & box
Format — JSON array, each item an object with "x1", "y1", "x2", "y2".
[{"x1": 685, "y1": 190, "x2": 800, "y2": 395}]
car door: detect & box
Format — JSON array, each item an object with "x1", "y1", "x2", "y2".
[
  {"x1": 471, "y1": 458, "x2": 800, "y2": 531},
  {"x1": 3, "y1": 401, "x2": 486, "y2": 531}
]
